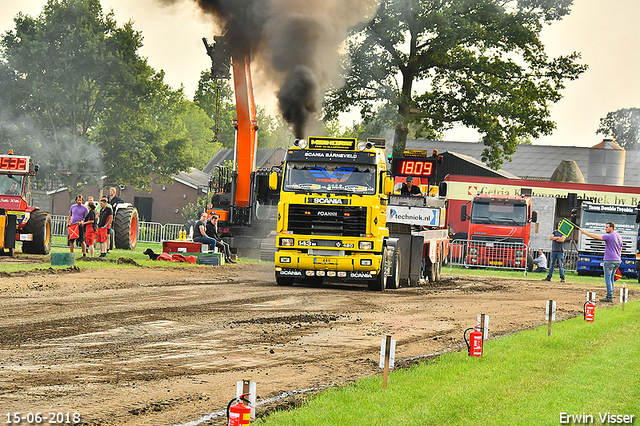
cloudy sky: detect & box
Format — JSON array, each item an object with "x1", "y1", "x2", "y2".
[{"x1": 1, "y1": 0, "x2": 639, "y2": 148}]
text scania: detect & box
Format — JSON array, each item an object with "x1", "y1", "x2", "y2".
[{"x1": 312, "y1": 198, "x2": 344, "y2": 204}]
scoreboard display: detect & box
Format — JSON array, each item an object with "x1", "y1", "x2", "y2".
[
  {"x1": 0, "y1": 155, "x2": 29, "y2": 173},
  {"x1": 392, "y1": 158, "x2": 435, "y2": 178}
]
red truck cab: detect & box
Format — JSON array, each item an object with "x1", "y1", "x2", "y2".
[{"x1": 460, "y1": 194, "x2": 537, "y2": 270}]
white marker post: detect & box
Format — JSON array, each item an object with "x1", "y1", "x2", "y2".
[
  {"x1": 587, "y1": 291, "x2": 596, "y2": 302},
  {"x1": 620, "y1": 283, "x2": 628, "y2": 311},
  {"x1": 236, "y1": 379, "x2": 257, "y2": 421},
  {"x1": 545, "y1": 300, "x2": 556, "y2": 336},
  {"x1": 379, "y1": 335, "x2": 396, "y2": 389},
  {"x1": 477, "y1": 314, "x2": 490, "y2": 340}
]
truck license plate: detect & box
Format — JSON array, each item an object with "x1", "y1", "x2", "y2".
[
  {"x1": 489, "y1": 261, "x2": 503, "y2": 266},
  {"x1": 315, "y1": 257, "x2": 335, "y2": 264}
]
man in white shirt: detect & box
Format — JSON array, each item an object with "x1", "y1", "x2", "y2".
[{"x1": 532, "y1": 249, "x2": 547, "y2": 273}]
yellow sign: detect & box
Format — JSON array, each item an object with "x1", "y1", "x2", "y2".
[{"x1": 308, "y1": 137, "x2": 356, "y2": 150}]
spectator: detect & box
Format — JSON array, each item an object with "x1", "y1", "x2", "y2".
[
  {"x1": 206, "y1": 212, "x2": 236, "y2": 264},
  {"x1": 193, "y1": 212, "x2": 219, "y2": 253},
  {"x1": 543, "y1": 221, "x2": 566, "y2": 283},
  {"x1": 579, "y1": 222, "x2": 622, "y2": 303},
  {"x1": 532, "y1": 249, "x2": 547, "y2": 273},
  {"x1": 67, "y1": 195, "x2": 88, "y2": 257},
  {"x1": 97, "y1": 198, "x2": 113, "y2": 258},
  {"x1": 84, "y1": 202, "x2": 97, "y2": 258}
]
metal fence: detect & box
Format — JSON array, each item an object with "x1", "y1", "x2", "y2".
[
  {"x1": 50, "y1": 215, "x2": 184, "y2": 247},
  {"x1": 449, "y1": 239, "x2": 531, "y2": 275},
  {"x1": 449, "y1": 239, "x2": 578, "y2": 275}
]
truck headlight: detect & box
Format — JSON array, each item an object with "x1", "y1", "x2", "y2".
[
  {"x1": 280, "y1": 238, "x2": 294, "y2": 247},
  {"x1": 360, "y1": 259, "x2": 372, "y2": 266},
  {"x1": 515, "y1": 250, "x2": 524, "y2": 257},
  {"x1": 279, "y1": 257, "x2": 291, "y2": 263},
  {"x1": 359, "y1": 241, "x2": 373, "y2": 250},
  {"x1": 469, "y1": 247, "x2": 478, "y2": 255},
  {"x1": 579, "y1": 257, "x2": 590, "y2": 262}
]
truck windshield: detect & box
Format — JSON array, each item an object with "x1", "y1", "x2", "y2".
[
  {"x1": 581, "y1": 211, "x2": 638, "y2": 233},
  {"x1": 471, "y1": 202, "x2": 527, "y2": 226},
  {"x1": 1, "y1": 175, "x2": 23, "y2": 196},
  {"x1": 283, "y1": 161, "x2": 376, "y2": 195}
]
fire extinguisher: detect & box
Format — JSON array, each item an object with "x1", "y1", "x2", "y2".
[
  {"x1": 464, "y1": 324, "x2": 483, "y2": 357},
  {"x1": 227, "y1": 393, "x2": 251, "y2": 426},
  {"x1": 584, "y1": 300, "x2": 595, "y2": 322}
]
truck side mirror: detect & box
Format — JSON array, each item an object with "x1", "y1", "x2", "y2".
[
  {"x1": 460, "y1": 204, "x2": 467, "y2": 222},
  {"x1": 383, "y1": 176, "x2": 394, "y2": 195},
  {"x1": 438, "y1": 181, "x2": 447, "y2": 197},
  {"x1": 636, "y1": 203, "x2": 640, "y2": 224},
  {"x1": 269, "y1": 171, "x2": 279, "y2": 191},
  {"x1": 531, "y1": 211, "x2": 538, "y2": 223}
]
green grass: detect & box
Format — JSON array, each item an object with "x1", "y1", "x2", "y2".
[
  {"x1": 1, "y1": 242, "x2": 264, "y2": 273},
  {"x1": 256, "y1": 300, "x2": 640, "y2": 425},
  {"x1": 445, "y1": 264, "x2": 640, "y2": 290}
]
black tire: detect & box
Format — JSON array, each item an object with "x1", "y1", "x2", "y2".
[
  {"x1": 526, "y1": 253, "x2": 534, "y2": 272},
  {"x1": 368, "y1": 248, "x2": 388, "y2": 291},
  {"x1": 21, "y1": 210, "x2": 51, "y2": 255},
  {"x1": 114, "y1": 206, "x2": 139, "y2": 250},
  {"x1": 276, "y1": 276, "x2": 295, "y2": 286},
  {"x1": 386, "y1": 248, "x2": 401, "y2": 289},
  {"x1": 260, "y1": 238, "x2": 276, "y2": 262}
]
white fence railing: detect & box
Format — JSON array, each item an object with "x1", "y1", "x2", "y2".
[{"x1": 50, "y1": 215, "x2": 184, "y2": 247}]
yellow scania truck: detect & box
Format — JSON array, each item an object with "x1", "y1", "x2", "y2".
[{"x1": 270, "y1": 137, "x2": 449, "y2": 290}]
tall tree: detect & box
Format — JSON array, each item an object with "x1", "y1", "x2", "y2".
[
  {"x1": 324, "y1": 0, "x2": 586, "y2": 168},
  {"x1": 0, "y1": 0, "x2": 210, "y2": 193},
  {"x1": 596, "y1": 108, "x2": 640, "y2": 150}
]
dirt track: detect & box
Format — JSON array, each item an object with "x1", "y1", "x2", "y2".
[{"x1": 0, "y1": 259, "x2": 629, "y2": 425}]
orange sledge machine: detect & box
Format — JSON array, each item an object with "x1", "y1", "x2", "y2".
[{"x1": 203, "y1": 34, "x2": 281, "y2": 259}]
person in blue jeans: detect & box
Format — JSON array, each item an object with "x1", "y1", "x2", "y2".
[
  {"x1": 579, "y1": 222, "x2": 622, "y2": 302},
  {"x1": 193, "y1": 212, "x2": 218, "y2": 252},
  {"x1": 543, "y1": 221, "x2": 566, "y2": 283}
]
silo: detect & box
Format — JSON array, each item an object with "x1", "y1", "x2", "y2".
[
  {"x1": 550, "y1": 160, "x2": 585, "y2": 183},
  {"x1": 587, "y1": 138, "x2": 625, "y2": 185}
]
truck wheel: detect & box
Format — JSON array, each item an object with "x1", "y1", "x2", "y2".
[
  {"x1": 260, "y1": 238, "x2": 276, "y2": 262},
  {"x1": 276, "y1": 276, "x2": 295, "y2": 286},
  {"x1": 526, "y1": 253, "x2": 534, "y2": 272},
  {"x1": 386, "y1": 248, "x2": 401, "y2": 289},
  {"x1": 22, "y1": 210, "x2": 51, "y2": 255},
  {"x1": 368, "y1": 249, "x2": 388, "y2": 291},
  {"x1": 114, "y1": 206, "x2": 139, "y2": 250}
]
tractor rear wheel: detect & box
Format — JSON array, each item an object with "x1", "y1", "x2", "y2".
[
  {"x1": 22, "y1": 210, "x2": 51, "y2": 255},
  {"x1": 114, "y1": 206, "x2": 139, "y2": 250}
]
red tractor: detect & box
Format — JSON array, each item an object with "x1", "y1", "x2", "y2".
[{"x1": 0, "y1": 151, "x2": 52, "y2": 256}]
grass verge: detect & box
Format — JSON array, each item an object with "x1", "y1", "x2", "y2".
[{"x1": 256, "y1": 300, "x2": 640, "y2": 426}]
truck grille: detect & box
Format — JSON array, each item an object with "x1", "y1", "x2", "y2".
[{"x1": 287, "y1": 205, "x2": 367, "y2": 236}]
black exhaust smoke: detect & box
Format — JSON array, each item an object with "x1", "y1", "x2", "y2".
[{"x1": 166, "y1": 0, "x2": 377, "y2": 138}]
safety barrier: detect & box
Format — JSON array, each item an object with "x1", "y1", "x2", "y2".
[
  {"x1": 49, "y1": 215, "x2": 184, "y2": 247},
  {"x1": 449, "y1": 239, "x2": 531, "y2": 274}
]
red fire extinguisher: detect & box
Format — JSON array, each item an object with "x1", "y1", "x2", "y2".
[
  {"x1": 227, "y1": 393, "x2": 251, "y2": 426},
  {"x1": 464, "y1": 324, "x2": 483, "y2": 357},
  {"x1": 584, "y1": 300, "x2": 595, "y2": 322}
]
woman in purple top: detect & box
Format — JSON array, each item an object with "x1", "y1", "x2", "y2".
[
  {"x1": 68, "y1": 195, "x2": 89, "y2": 256},
  {"x1": 579, "y1": 222, "x2": 622, "y2": 302}
]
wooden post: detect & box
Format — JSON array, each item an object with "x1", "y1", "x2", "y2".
[
  {"x1": 382, "y1": 335, "x2": 392, "y2": 389},
  {"x1": 546, "y1": 300, "x2": 555, "y2": 336},
  {"x1": 621, "y1": 283, "x2": 628, "y2": 311}
]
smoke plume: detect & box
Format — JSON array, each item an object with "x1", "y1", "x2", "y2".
[{"x1": 177, "y1": 0, "x2": 378, "y2": 137}]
